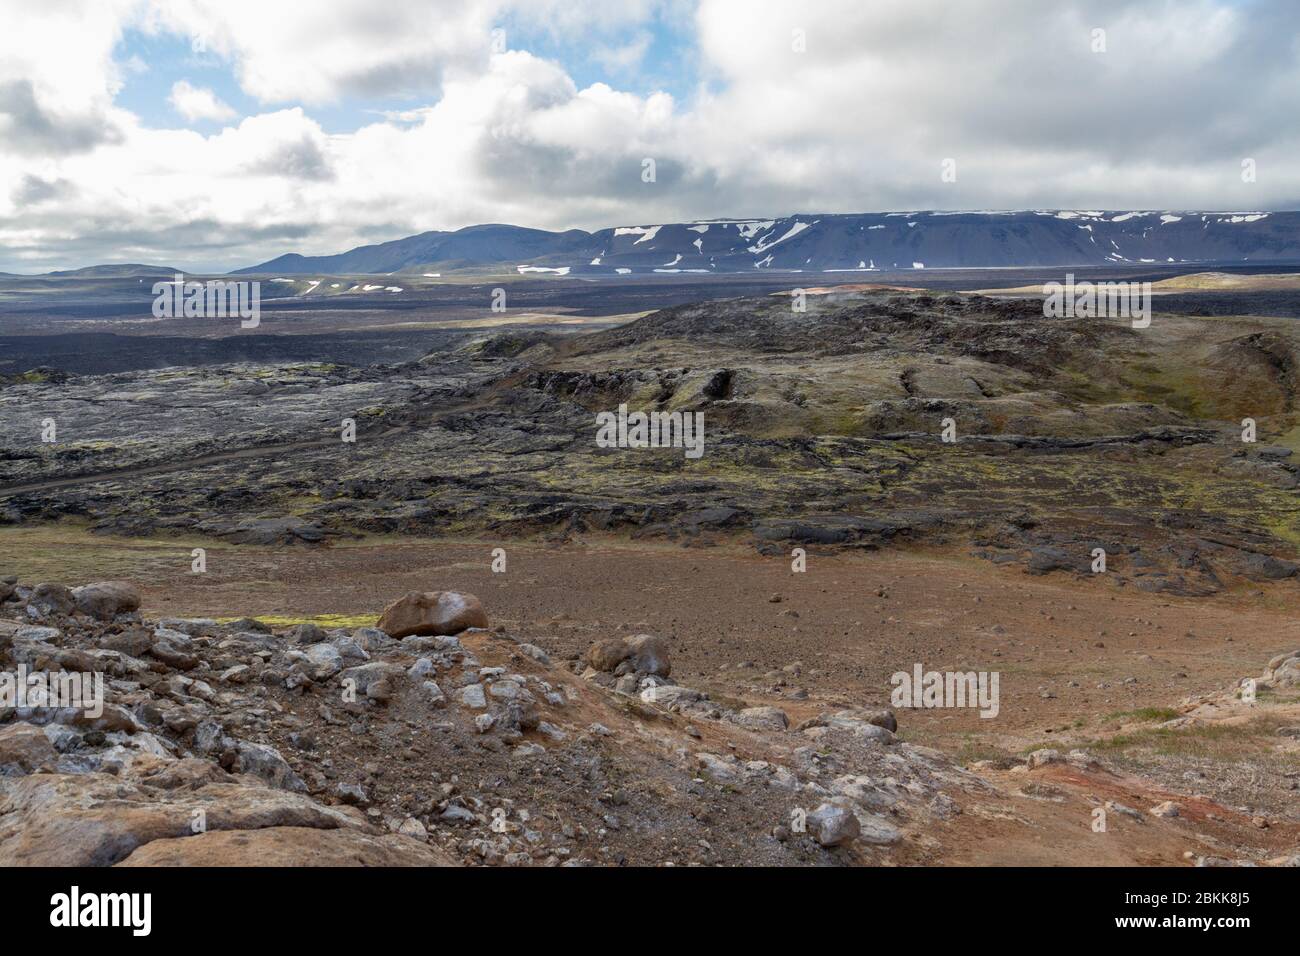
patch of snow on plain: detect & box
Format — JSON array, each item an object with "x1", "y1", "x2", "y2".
[
  {"x1": 516, "y1": 266, "x2": 571, "y2": 275},
  {"x1": 1159, "y1": 215, "x2": 1182, "y2": 224},
  {"x1": 663, "y1": 254, "x2": 682, "y2": 267}
]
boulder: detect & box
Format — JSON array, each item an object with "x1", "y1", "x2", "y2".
[
  {"x1": 339, "y1": 662, "x2": 404, "y2": 697},
  {"x1": 376, "y1": 591, "x2": 487, "y2": 639},
  {"x1": 289, "y1": 622, "x2": 327, "y2": 644},
  {"x1": 586, "y1": 633, "x2": 671, "y2": 677},
  {"x1": 233, "y1": 742, "x2": 306, "y2": 792},
  {"x1": 72, "y1": 582, "x2": 141, "y2": 621},
  {"x1": 639, "y1": 684, "x2": 703, "y2": 707},
  {"x1": 586, "y1": 638, "x2": 632, "y2": 672},
  {"x1": 116, "y1": 825, "x2": 456, "y2": 867},
  {"x1": 459, "y1": 684, "x2": 488, "y2": 709},
  {"x1": 806, "y1": 804, "x2": 860, "y2": 846},
  {"x1": 301, "y1": 643, "x2": 344, "y2": 680},
  {"x1": 0, "y1": 770, "x2": 357, "y2": 866},
  {"x1": 730, "y1": 706, "x2": 790, "y2": 732},
  {"x1": 803, "y1": 709, "x2": 899, "y2": 740},
  {"x1": 98, "y1": 628, "x2": 152, "y2": 657},
  {"x1": 1263, "y1": 650, "x2": 1300, "y2": 688},
  {"x1": 0, "y1": 723, "x2": 57, "y2": 773},
  {"x1": 30, "y1": 583, "x2": 75, "y2": 616},
  {"x1": 623, "y1": 634, "x2": 671, "y2": 677}
]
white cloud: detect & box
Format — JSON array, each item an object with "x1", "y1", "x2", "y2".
[
  {"x1": 168, "y1": 80, "x2": 236, "y2": 122},
  {"x1": 1, "y1": 0, "x2": 1299, "y2": 272}
]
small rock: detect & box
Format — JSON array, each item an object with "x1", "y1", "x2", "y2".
[{"x1": 806, "y1": 804, "x2": 860, "y2": 847}]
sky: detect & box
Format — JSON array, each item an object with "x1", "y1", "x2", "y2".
[{"x1": 0, "y1": 0, "x2": 1297, "y2": 273}]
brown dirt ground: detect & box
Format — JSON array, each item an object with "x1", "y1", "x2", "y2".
[{"x1": 5, "y1": 528, "x2": 1299, "y2": 865}]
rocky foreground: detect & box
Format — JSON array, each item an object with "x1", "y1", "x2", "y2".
[{"x1": 3, "y1": 575, "x2": 1299, "y2": 867}]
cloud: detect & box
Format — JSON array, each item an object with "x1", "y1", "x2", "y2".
[
  {"x1": 2, "y1": 0, "x2": 1300, "y2": 272},
  {"x1": 141, "y1": 0, "x2": 502, "y2": 105},
  {"x1": 168, "y1": 80, "x2": 237, "y2": 122},
  {"x1": 0, "y1": 80, "x2": 122, "y2": 156},
  {"x1": 0, "y1": 0, "x2": 133, "y2": 159},
  {"x1": 10, "y1": 174, "x2": 74, "y2": 206}
]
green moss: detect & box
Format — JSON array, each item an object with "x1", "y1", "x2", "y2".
[{"x1": 213, "y1": 613, "x2": 377, "y2": 629}]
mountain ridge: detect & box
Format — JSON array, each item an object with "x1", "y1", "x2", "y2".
[{"x1": 232, "y1": 210, "x2": 1300, "y2": 276}]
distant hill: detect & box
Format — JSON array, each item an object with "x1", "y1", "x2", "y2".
[
  {"x1": 237, "y1": 224, "x2": 593, "y2": 276},
  {"x1": 42, "y1": 264, "x2": 179, "y2": 278},
  {"x1": 233, "y1": 211, "x2": 1300, "y2": 276}
]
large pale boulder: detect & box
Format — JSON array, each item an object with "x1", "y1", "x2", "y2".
[
  {"x1": 376, "y1": 591, "x2": 487, "y2": 639},
  {"x1": 72, "y1": 581, "x2": 141, "y2": 621},
  {"x1": 0, "y1": 769, "x2": 358, "y2": 866},
  {"x1": 116, "y1": 826, "x2": 456, "y2": 867}
]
